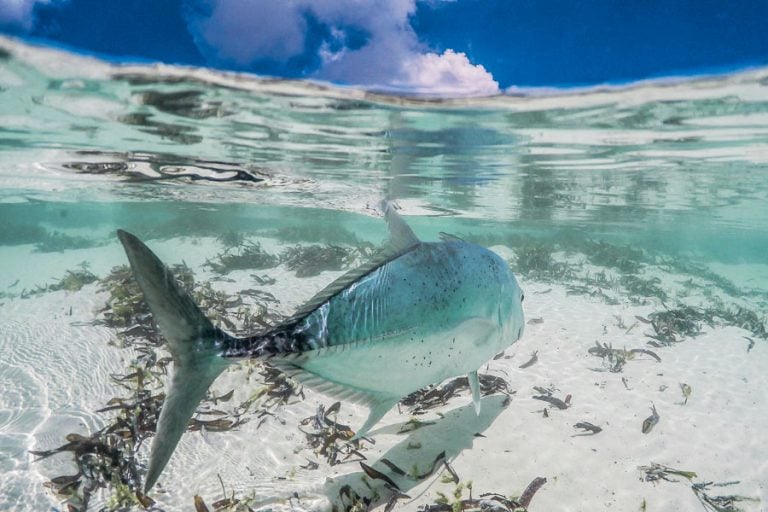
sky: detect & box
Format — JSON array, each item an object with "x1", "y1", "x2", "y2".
[{"x1": 1, "y1": 0, "x2": 767, "y2": 96}]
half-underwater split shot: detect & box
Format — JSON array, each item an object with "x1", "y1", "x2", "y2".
[{"x1": 1, "y1": 2, "x2": 767, "y2": 511}]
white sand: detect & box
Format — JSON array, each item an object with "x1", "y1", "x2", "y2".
[{"x1": 0, "y1": 239, "x2": 766, "y2": 512}]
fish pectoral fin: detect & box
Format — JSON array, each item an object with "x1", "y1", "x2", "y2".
[
  {"x1": 468, "y1": 370, "x2": 482, "y2": 416},
  {"x1": 352, "y1": 397, "x2": 399, "y2": 441}
]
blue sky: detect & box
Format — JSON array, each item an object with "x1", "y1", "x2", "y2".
[{"x1": 1, "y1": 0, "x2": 767, "y2": 96}]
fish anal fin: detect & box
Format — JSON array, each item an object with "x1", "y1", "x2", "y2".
[
  {"x1": 352, "y1": 397, "x2": 398, "y2": 440},
  {"x1": 468, "y1": 370, "x2": 481, "y2": 416},
  {"x1": 270, "y1": 360, "x2": 398, "y2": 439}
]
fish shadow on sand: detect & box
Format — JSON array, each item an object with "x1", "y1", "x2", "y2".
[{"x1": 323, "y1": 394, "x2": 508, "y2": 509}]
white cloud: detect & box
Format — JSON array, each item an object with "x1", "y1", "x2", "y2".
[
  {"x1": 187, "y1": 0, "x2": 307, "y2": 65},
  {"x1": 395, "y1": 49, "x2": 499, "y2": 97},
  {"x1": 0, "y1": 0, "x2": 54, "y2": 29},
  {"x1": 185, "y1": 0, "x2": 499, "y2": 97}
]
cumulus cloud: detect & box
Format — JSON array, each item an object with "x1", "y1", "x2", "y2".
[
  {"x1": 184, "y1": 0, "x2": 499, "y2": 97},
  {"x1": 0, "y1": 0, "x2": 54, "y2": 29},
  {"x1": 396, "y1": 49, "x2": 499, "y2": 96},
  {"x1": 186, "y1": 1, "x2": 307, "y2": 65}
]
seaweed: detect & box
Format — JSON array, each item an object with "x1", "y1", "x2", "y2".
[
  {"x1": 33, "y1": 328, "x2": 179, "y2": 509},
  {"x1": 518, "y1": 351, "x2": 538, "y2": 369},
  {"x1": 640, "y1": 302, "x2": 767, "y2": 346},
  {"x1": 333, "y1": 483, "x2": 374, "y2": 512},
  {"x1": 573, "y1": 422, "x2": 602, "y2": 436},
  {"x1": 502, "y1": 235, "x2": 768, "y2": 343},
  {"x1": 216, "y1": 230, "x2": 245, "y2": 249},
  {"x1": 646, "y1": 306, "x2": 708, "y2": 345},
  {"x1": 98, "y1": 263, "x2": 193, "y2": 335},
  {"x1": 530, "y1": 385, "x2": 571, "y2": 412},
  {"x1": 692, "y1": 481, "x2": 760, "y2": 512},
  {"x1": 664, "y1": 257, "x2": 768, "y2": 301},
  {"x1": 639, "y1": 464, "x2": 759, "y2": 512},
  {"x1": 587, "y1": 342, "x2": 661, "y2": 373},
  {"x1": 250, "y1": 273, "x2": 276, "y2": 286},
  {"x1": 514, "y1": 243, "x2": 553, "y2": 273},
  {"x1": 420, "y1": 477, "x2": 547, "y2": 512},
  {"x1": 192, "y1": 475, "x2": 258, "y2": 511},
  {"x1": 280, "y1": 244, "x2": 359, "y2": 277},
  {"x1": 21, "y1": 262, "x2": 98, "y2": 298},
  {"x1": 34, "y1": 231, "x2": 102, "y2": 253},
  {"x1": 399, "y1": 374, "x2": 513, "y2": 415},
  {"x1": 49, "y1": 264, "x2": 99, "y2": 292},
  {"x1": 532, "y1": 393, "x2": 570, "y2": 410},
  {"x1": 620, "y1": 274, "x2": 668, "y2": 304},
  {"x1": 711, "y1": 305, "x2": 768, "y2": 340},
  {"x1": 236, "y1": 364, "x2": 304, "y2": 417},
  {"x1": 493, "y1": 234, "x2": 767, "y2": 347},
  {"x1": 508, "y1": 236, "x2": 647, "y2": 281},
  {"x1": 32, "y1": 389, "x2": 160, "y2": 510},
  {"x1": 581, "y1": 239, "x2": 644, "y2": 274},
  {"x1": 299, "y1": 401, "x2": 368, "y2": 467},
  {"x1": 271, "y1": 224, "x2": 365, "y2": 246},
  {"x1": 639, "y1": 463, "x2": 697, "y2": 483},
  {"x1": 205, "y1": 241, "x2": 279, "y2": 274}
]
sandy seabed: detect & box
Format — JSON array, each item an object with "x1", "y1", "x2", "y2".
[{"x1": 0, "y1": 240, "x2": 766, "y2": 512}]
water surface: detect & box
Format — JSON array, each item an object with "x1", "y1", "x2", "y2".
[{"x1": 1, "y1": 37, "x2": 767, "y2": 512}]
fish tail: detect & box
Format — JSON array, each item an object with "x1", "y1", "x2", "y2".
[{"x1": 117, "y1": 230, "x2": 231, "y2": 492}]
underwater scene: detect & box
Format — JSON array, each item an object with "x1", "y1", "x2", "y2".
[{"x1": 1, "y1": 37, "x2": 767, "y2": 512}]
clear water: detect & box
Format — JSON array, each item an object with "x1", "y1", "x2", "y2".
[{"x1": 1, "y1": 37, "x2": 767, "y2": 511}]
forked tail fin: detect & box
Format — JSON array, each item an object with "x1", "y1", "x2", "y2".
[{"x1": 116, "y1": 230, "x2": 230, "y2": 492}]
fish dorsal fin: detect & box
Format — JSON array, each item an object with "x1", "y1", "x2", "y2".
[
  {"x1": 283, "y1": 202, "x2": 420, "y2": 324},
  {"x1": 383, "y1": 200, "x2": 420, "y2": 253},
  {"x1": 439, "y1": 232, "x2": 464, "y2": 242}
]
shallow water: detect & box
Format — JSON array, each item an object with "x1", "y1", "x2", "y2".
[{"x1": 1, "y1": 37, "x2": 767, "y2": 511}]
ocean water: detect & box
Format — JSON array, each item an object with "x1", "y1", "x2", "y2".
[{"x1": 1, "y1": 37, "x2": 767, "y2": 512}]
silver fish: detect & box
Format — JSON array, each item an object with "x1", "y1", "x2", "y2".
[
  {"x1": 641, "y1": 402, "x2": 660, "y2": 434},
  {"x1": 116, "y1": 202, "x2": 525, "y2": 491}
]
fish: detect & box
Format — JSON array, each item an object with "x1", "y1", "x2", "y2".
[
  {"x1": 641, "y1": 403, "x2": 660, "y2": 433},
  {"x1": 116, "y1": 202, "x2": 525, "y2": 492}
]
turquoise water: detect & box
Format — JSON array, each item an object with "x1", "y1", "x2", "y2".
[{"x1": 1, "y1": 37, "x2": 768, "y2": 511}]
